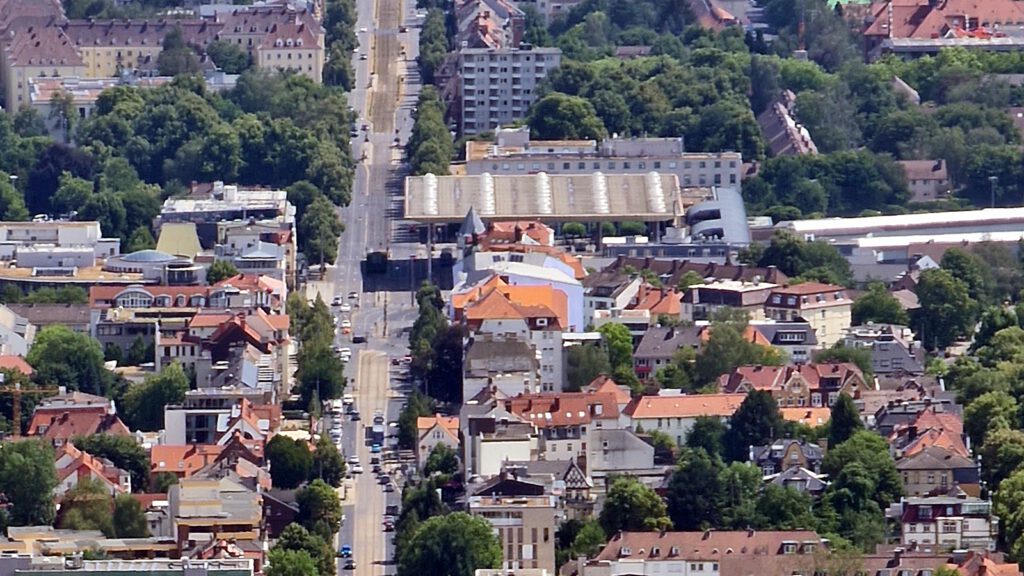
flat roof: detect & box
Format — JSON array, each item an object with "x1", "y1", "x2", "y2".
[
  {"x1": 782, "y1": 207, "x2": 1024, "y2": 237},
  {"x1": 855, "y1": 230, "x2": 1024, "y2": 248},
  {"x1": 695, "y1": 280, "x2": 778, "y2": 292},
  {"x1": 404, "y1": 172, "x2": 680, "y2": 223}
]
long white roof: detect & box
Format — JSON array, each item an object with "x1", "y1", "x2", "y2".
[{"x1": 783, "y1": 207, "x2": 1024, "y2": 236}]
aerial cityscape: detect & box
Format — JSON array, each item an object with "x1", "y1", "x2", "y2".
[{"x1": 0, "y1": 0, "x2": 1020, "y2": 575}]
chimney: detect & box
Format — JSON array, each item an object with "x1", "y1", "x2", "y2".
[{"x1": 702, "y1": 529, "x2": 712, "y2": 540}]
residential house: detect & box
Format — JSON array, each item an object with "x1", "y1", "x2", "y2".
[
  {"x1": 779, "y1": 407, "x2": 831, "y2": 428},
  {"x1": 462, "y1": 284, "x2": 566, "y2": 392},
  {"x1": 765, "y1": 467, "x2": 829, "y2": 498},
  {"x1": 897, "y1": 446, "x2": 980, "y2": 497},
  {"x1": 719, "y1": 363, "x2": 866, "y2": 409},
  {"x1": 900, "y1": 160, "x2": 951, "y2": 203},
  {"x1": 584, "y1": 375, "x2": 632, "y2": 413},
  {"x1": 583, "y1": 270, "x2": 641, "y2": 320},
  {"x1": 890, "y1": 493, "x2": 997, "y2": 551},
  {"x1": 632, "y1": 326, "x2": 702, "y2": 379},
  {"x1": 956, "y1": 552, "x2": 1024, "y2": 576},
  {"x1": 27, "y1": 393, "x2": 130, "y2": 447},
  {"x1": 862, "y1": 0, "x2": 1024, "y2": 58},
  {"x1": 54, "y1": 443, "x2": 131, "y2": 497},
  {"x1": 764, "y1": 283, "x2": 852, "y2": 347},
  {"x1": 8, "y1": 303, "x2": 89, "y2": 333},
  {"x1": 468, "y1": 494, "x2": 558, "y2": 573},
  {"x1": 602, "y1": 256, "x2": 789, "y2": 288},
  {"x1": 168, "y1": 477, "x2": 263, "y2": 563},
  {"x1": 682, "y1": 279, "x2": 776, "y2": 322},
  {"x1": 149, "y1": 445, "x2": 225, "y2": 483},
  {"x1": 623, "y1": 393, "x2": 745, "y2": 446},
  {"x1": 749, "y1": 321, "x2": 819, "y2": 364},
  {"x1": 417, "y1": 414, "x2": 460, "y2": 470},
  {"x1": 463, "y1": 336, "x2": 539, "y2": 400},
  {"x1": 758, "y1": 90, "x2": 818, "y2": 156},
  {"x1": 888, "y1": 406, "x2": 970, "y2": 460},
  {"x1": 750, "y1": 439, "x2": 824, "y2": 475},
  {"x1": 587, "y1": 428, "x2": 657, "y2": 484},
  {"x1": 217, "y1": 221, "x2": 296, "y2": 288},
  {"x1": 592, "y1": 309, "x2": 652, "y2": 345},
  {"x1": 630, "y1": 284, "x2": 683, "y2": 321},
  {"x1": 163, "y1": 398, "x2": 280, "y2": 446},
  {"x1": 579, "y1": 530, "x2": 827, "y2": 576},
  {"x1": 502, "y1": 391, "x2": 622, "y2": 475},
  {"x1": 502, "y1": 459, "x2": 593, "y2": 518},
  {"x1": 843, "y1": 323, "x2": 925, "y2": 375}
]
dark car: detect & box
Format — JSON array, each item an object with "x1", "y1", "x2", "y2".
[
  {"x1": 386, "y1": 505, "x2": 399, "y2": 516},
  {"x1": 383, "y1": 520, "x2": 395, "y2": 532},
  {"x1": 344, "y1": 560, "x2": 356, "y2": 570},
  {"x1": 351, "y1": 412, "x2": 362, "y2": 421},
  {"x1": 352, "y1": 335, "x2": 367, "y2": 344}
]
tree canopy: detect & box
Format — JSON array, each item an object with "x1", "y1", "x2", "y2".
[
  {"x1": 267, "y1": 435, "x2": 313, "y2": 490},
  {"x1": 599, "y1": 476, "x2": 671, "y2": 534},
  {"x1": 397, "y1": 513, "x2": 502, "y2": 576}
]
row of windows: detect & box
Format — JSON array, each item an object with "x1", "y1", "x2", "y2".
[{"x1": 484, "y1": 159, "x2": 738, "y2": 173}]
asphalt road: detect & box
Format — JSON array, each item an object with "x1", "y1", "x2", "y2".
[{"x1": 329, "y1": 0, "x2": 426, "y2": 571}]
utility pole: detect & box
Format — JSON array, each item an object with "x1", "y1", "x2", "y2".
[{"x1": 990, "y1": 175, "x2": 999, "y2": 208}]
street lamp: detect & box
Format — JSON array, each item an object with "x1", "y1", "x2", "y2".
[{"x1": 989, "y1": 175, "x2": 999, "y2": 208}]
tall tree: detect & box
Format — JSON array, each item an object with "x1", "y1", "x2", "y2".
[
  {"x1": 157, "y1": 27, "x2": 201, "y2": 76},
  {"x1": 398, "y1": 513, "x2": 502, "y2": 576},
  {"x1": 723, "y1": 391, "x2": 784, "y2": 462},
  {"x1": 527, "y1": 92, "x2": 606, "y2": 140},
  {"x1": 266, "y1": 549, "x2": 318, "y2": 576},
  {"x1": 424, "y1": 444, "x2": 459, "y2": 477},
  {"x1": 851, "y1": 283, "x2": 909, "y2": 326},
  {"x1": 963, "y1": 390, "x2": 1017, "y2": 448},
  {"x1": 310, "y1": 436, "x2": 346, "y2": 488},
  {"x1": 206, "y1": 260, "x2": 239, "y2": 284},
  {"x1": 119, "y1": 363, "x2": 189, "y2": 432},
  {"x1": 73, "y1": 434, "x2": 150, "y2": 493},
  {"x1": 941, "y1": 248, "x2": 991, "y2": 305},
  {"x1": 267, "y1": 435, "x2": 313, "y2": 490},
  {"x1": 27, "y1": 325, "x2": 107, "y2": 395},
  {"x1": 56, "y1": 477, "x2": 114, "y2": 536},
  {"x1": 686, "y1": 416, "x2": 727, "y2": 459},
  {"x1": 0, "y1": 439, "x2": 57, "y2": 525},
  {"x1": 913, "y1": 268, "x2": 977, "y2": 350},
  {"x1": 299, "y1": 195, "x2": 344, "y2": 266},
  {"x1": 821, "y1": 430, "x2": 902, "y2": 508},
  {"x1": 112, "y1": 493, "x2": 149, "y2": 537},
  {"x1": 599, "y1": 476, "x2": 671, "y2": 534},
  {"x1": 827, "y1": 393, "x2": 863, "y2": 448},
  {"x1": 665, "y1": 448, "x2": 724, "y2": 530},
  {"x1": 564, "y1": 344, "x2": 611, "y2": 392},
  {"x1": 274, "y1": 523, "x2": 335, "y2": 576},
  {"x1": 296, "y1": 479, "x2": 344, "y2": 541},
  {"x1": 598, "y1": 323, "x2": 634, "y2": 374}
]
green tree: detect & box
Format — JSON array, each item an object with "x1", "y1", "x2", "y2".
[
  {"x1": 73, "y1": 434, "x2": 151, "y2": 494},
  {"x1": 695, "y1": 318, "x2": 784, "y2": 387},
  {"x1": 599, "y1": 476, "x2": 671, "y2": 534},
  {"x1": 676, "y1": 270, "x2": 704, "y2": 291},
  {"x1": 297, "y1": 479, "x2": 344, "y2": 541},
  {"x1": 941, "y1": 247, "x2": 992, "y2": 305},
  {"x1": 295, "y1": 344, "x2": 347, "y2": 409},
  {"x1": 274, "y1": 523, "x2": 335, "y2": 576},
  {"x1": 913, "y1": 268, "x2": 977, "y2": 350},
  {"x1": 418, "y1": 8, "x2": 448, "y2": 84},
  {"x1": 821, "y1": 430, "x2": 902, "y2": 508},
  {"x1": 851, "y1": 283, "x2": 909, "y2": 326},
  {"x1": 656, "y1": 346, "x2": 696, "y2": 392},
  {"x1": 0, "y1": 438, "x2": 57, "y2": 525},
  {"x1": 398, "y1": 391, "x2": 435, "y2": 450},
  {"x1": 666, "y1": 448, "x2": 724, "y2": 530},
  {"x1": 424, "y1": 443, "x2": 459, "y2": 477},
  {"x1": 993, "y1": 467, "x2": 1024, "y2": 561},
  {"x1": 564, "y1": 344, "x2": 611, "y2": 392},
  {"x1": 112, "y1": 493, "x2": 149, "y2": 538},
  {"x1": 0, "y1": 172, "x2": 28, "y2": 221},
  {"x1": 206, "y1": 39, "x2": 251, "y2": 74},
  {"x1": 120, "y1": 363, "x2": 189, "y2": 432},
  {"x1": 527, "y1": 92, "x2": 606, "y2": 140},
  {"x1": 398, "y1": 513, "x2": 502, "y2": 576},
  {"x1": 299, "y1": 195, "x2": 344, "y2": 266},
  {"x1": 56, "y1": 477, "x2": 114, "y2": 536},
  {"x1": 52, "y1": 171, "x2": 92, "y2": 215},
  {"x1": 964, "y1": 390, "x2": 1017, "y2": 448},
  {"x1": 310, "y1": 436, "x2": 346, "y2": 488},
  {"x1": 755, "y1": 484, "x2": 816, "y2": 530},
  {"x1": 157, "y1": 27, "x2": 201, "y2": 76},
  {"x1": 267, "y1": 435, "x2": 313, "y2": 490},
  {"x1": 827, "y1": 393, "x2": 863, "y2": 448},
  {"x1": 150, "y1": 472, "x2": 178, "y2": 494},
  {"x1": 686, "y1": 415, "x2": 727, "y2": 459},
  {"x1": 978, "y1": 428, "x2": 1024, "y2": 490},
  {"x1": 78, "y1": 192, "x2": 127, "y2": 240},
  {"x1": 813, "y1": 345, "x2": 873, "y2": 380},
  {"x1": 562, "y1": 222, "x2": 586, "y2": 238},
  {"x1": 598, "y1": 323, "x2": 634, "y2": 374},
  {"x1": 27, "y1": 325, "x2": 107, "y2": 395},
  {"x1": 756, "y1": 231, "x2": 852, "y2": 285},
  {"x1": 206, "y1": 260, "x2": 239, "y2": 284},
  {"x1": 717, "y1": 461, "x2": 763, "y2": 529},
  {"x1": 723, "y1": 390, "x2": 784, "y2": 462},
  {"x1": 125, "y1": 334, "x2": 151, "y2": 366},
  {"x1": 266, "y1": 549, "x2": 318, "y2": 576}
]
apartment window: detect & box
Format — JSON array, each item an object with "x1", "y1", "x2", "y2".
[
  {"x1": 578, "y1": 162, "x2": 585, "y2": 170},
  {"x1": 714, "y1": 160, "x2": 721, "y2": 168},
  {"x1": 563, "y1": 162, "x2": 570, "y2": 170},
  {"x1": 608, "y1": 162, "x2": 616, "y2": 169},
  {"x1": 668, "y1": 161, "x2": 677, "y2": 168},
  {"x1": 623, "y1": 161, "x2": 631, "y2": 169},
  {"x1": 653, "y1": 161, "x2": 661, "y2": 169},
  {"x1": 942, "y1": 521, "x2": 959, "y2": 533}
]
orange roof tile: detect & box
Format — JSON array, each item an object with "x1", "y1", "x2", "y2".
[
  {"x1": 501, "y1": 284, "x2": 569, "y2": 329},
  {"x1": 0, "y1": 355, "x2": 33, "y2": 376},
  {"x1": 631, "y1": 284, "x2": 682, "y2": 317},
  {"x1": 585, "y1": 375, "x2": 632, "y2": 406},
  {"x1": 150, "y1": 445, "x2": 225, "y2": 477},
  {"x1": 780, "y1": 407, "x2": 831, "y2": 427},
  {"x1": 504, "y1": 392, "x2": 620, "y2": 427},
  {"x1": 417, "y1": 414, "x2": 460, "y2": 432},
  {"x1": 28, "y1": 406, "x2": 130, "y2": 441},
  {"x1": 188, "y1": 313, "x2": 234, "y2": 328},
  {"x1": 451, "y1": 275, "x2": 508, "y2": 319},
  {"x1": 625, "y1": 393, "x2": 746, "y2": 419}
]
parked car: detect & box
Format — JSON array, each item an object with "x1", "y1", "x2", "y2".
[
  {"x1": 339, "y1": 545, "x2": 352, "y2": 558},
  {"x1": 344, "y1": 560, "x2": 356, "y2": 570},
  {"x1": 371, "y1": 443, "x2": 381, "y2": 453},
  {"x1": 351, "y1": 463, "x2": 364, "y2": 474}
]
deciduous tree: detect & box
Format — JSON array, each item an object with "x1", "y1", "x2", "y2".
[
  {"x1": 267, "y1": 435, "x2": 313, "y2": 490},
  {"x1": 0, "y1": 439, "x2": 57, "y2": 525},
  {"x1": 398, "y1": 513, "x2": 502, "y2": 576},
  {"x1": 297, "y1": 479, "x2": 344, "y2": 541},
  {"x1": 599, "y1": 476, "x2": 671, "y2": 534}
]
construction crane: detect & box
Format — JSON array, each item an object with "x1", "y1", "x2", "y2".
[{"x1": 0, "y1": 382, "x2": 62, "y2": 438}]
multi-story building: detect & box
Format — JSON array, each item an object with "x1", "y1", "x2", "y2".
[
  {"x1": 764, "y1": 283, "x2": 852, "y2": 348},
  {"x1": 511, "y1": 0, "x2": 583, "y2": 25},
  {"x1": 26, "y1": 390, "x2": 130, "y2": 447},
  {"x1": 0, "y1": 24, "x2": 85, "y2": 112},
  {"x1": 749, "y1": 321, "x2": 819, "y2": 364},
  {"x1": 632, "y1": 326, "x2": 701, "y2": 379},
  {"x1": 623, "y1": 393, "x2": 745, "y2": 446},
  {"x1": 750, "y1": 439, "x2": 824, "y2": 475},
  {"x1": 469, "y1": 494, "x2": 558, "y2": 573},
  {"x1": 465, "y1": 128, "x2": 744, "y2": 188},
  {"x1": 416, "y1": 414, "x2": 460, "y2": 470},
  {"x1": 217, "y1": 221, "x2": 296, "y2": 287},
  {"x1": 891, "y1": 495, "x2": 997, "y2": 551},
  {"x1": 899, "y1": 160, "x2": 951, "y2": 203},
  {"x1": 0, "y1": 221, "x2": 119, "y2": 263},
  {"x1": 168, "y1": 477, "x2": 263, "y2": 561},
  {"x1": 719, "y1": 363, "x2": 866, "y2": 409},
  {"x1": 215, "y1": 6, "x2": 324, "y2": 81},
  {"x1": 157, "y1": 182, "x2": 294, "y2": 231},
  {"x1": 60, "y1": 20, "x2": 220, "y2": 78},
  {"x1": 682, "y1": 279, "x2": 777, "y2": 322},
  {"x1": 897, "y1": 445, "x2": 980, "y2": 498},
  {"x1": 843, "y1": 323, "x2": 925, "y2": 375},
  {"x1": 457, "y1": 46, "x2": 561, "y2": 135},
  {"x1": 583, "y1": 271, "x2": 641, "y2": 321}
]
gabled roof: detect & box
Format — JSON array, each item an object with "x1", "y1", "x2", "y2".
[
  {"x1": 896, "y1": 445, "x2": 975, "y2": 471},
  {"x1": 417, "y1": 414, "x2": 460, "y2": 444},
  {"x1": 503, "y1": 392, "x2": 619, "y2": 427},
  {"x1": 0, "y1": 355, "x2": 33, "y2": 376},
  {"x1": 55, "y1": 443, "x2": 127, "y2": 493},
  {"x1": 460, "y1": 206, "x2": 486, "y2": 238},
  {"x1": 631, "y1": 284, "x2": 682, "y2": 317},
  {"x1": 625, "y1": 393, "x2": 745, "y2": 419},
  {"x1": 780, "y1": 407, "x2": 830, "y2": 427},
  {"x1": 28, "y1": 406, "x2": 130, "y2": 441},
  {"x1": 592, "y1": 530, "x2": 823, "y2": 562},
  {"x1": 634, "y1": 326, "x2": 702, "y2": 360},
  {"x1": 150, "y1": 445, "x2": 225, "y2": 477},
  {"x1": 584, "y1": 375, "x2": 631, "y2": 406},
  {"x1": 765, "y1": 466, "x2": 828, "y2": 493}
]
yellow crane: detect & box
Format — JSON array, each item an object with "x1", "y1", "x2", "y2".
[{"x1": 0, "y1": 383, "x2": 62, "y2": 438}]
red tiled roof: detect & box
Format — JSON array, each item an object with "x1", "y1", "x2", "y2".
[
  {"x1": 28, "y1": 406, "x2": 130, "y2": 441},
  {"x1": 504, "y1": 392, "x2": 619, "y2": 427},
  {"x1": 56, "y1": 443, "x2": 126, "y2": 493},
  {"x1": 592, "y1": 530, "x2": 823, "y2": 562},
  {"x1": 89, "y1": 285, "x2": 212, "y2": 308},
  {"x1": 585, "y1": 375, "x2": 632, "y2": 406},
  {"x1": 625, "y1": 393, "x2": 746, "y2": 419},
  {"x1": 0, "y1": 355, "x2": 33, "y2": 376},
  {"x1": 150, "y1": 445, "x2": 225, "y2": 477}
]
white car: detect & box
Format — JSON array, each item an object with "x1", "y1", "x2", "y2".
[
  {"x1": 341, "y1": 319, "x2": 352, "y2": 329},
  {"x1": 339, "y1": 303, "x2": 352, "y2": 313},
  {"x1": 343, "y1": 394, "x2": 355, "y2": 405},
  {"x1": 351, "y1": 464, "x2": 364, "y2": 474},
  {"x1": 347, "y1": 454, "x2": 360, "y2": 465},
  {"x1": 359, "y1": 27, "x2": 367, "y2": 32}
]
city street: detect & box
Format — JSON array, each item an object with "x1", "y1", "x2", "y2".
[{"x1": 329, "y1": 0, "x2": 426, "y2": 571}]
